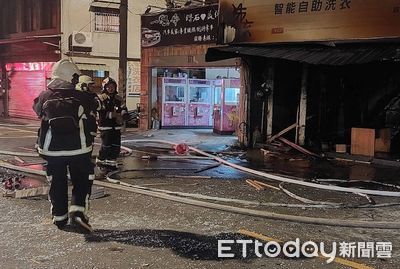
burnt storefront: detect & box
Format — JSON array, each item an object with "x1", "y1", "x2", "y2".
[{"x1": 207, "y1": 0, "x2": 400, "y2": 155}]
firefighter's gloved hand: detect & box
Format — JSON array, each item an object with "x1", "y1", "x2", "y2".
[
  {"x1": 111, "y1": 111, "x2": 118, "y2": 118},
  {"x1": 98, "y1": 93, "x2": 109, "y2": 101},
  {"x1": 121, "y1": 109, "x2": 129, "y2": 121},
  {"x1": 116, "y1": 114, "x2": 124, "y2": 125}
]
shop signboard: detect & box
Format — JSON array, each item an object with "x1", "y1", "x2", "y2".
[
  {"x1": 218, "y1": 0, "x2": 400, "y2": 44},
  {"x1": 141, "y1": 4, "x2": 219, "y2": 47}
]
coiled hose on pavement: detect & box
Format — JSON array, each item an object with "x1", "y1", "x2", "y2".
[
  {"x1": 122, "y1": 139, "x2": 400, "y2": 198},
  {"x1": 1, "y1": 141, "x2": 400, "y2": 229}
]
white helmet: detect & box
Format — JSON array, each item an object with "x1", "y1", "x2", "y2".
[
  {"x1": 76, "y1": 75, "x2": 94, "y2": 91},
  {"x1": 79, "y1": 75, "x2": 94, "y2": 84},
  {"x1": 51, "y1": 59, "x2": 81, "y2": 83}
]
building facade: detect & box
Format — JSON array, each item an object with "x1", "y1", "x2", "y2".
[
  {"x1": 0, "y1": 0, "x2": 165, "y2": 119},
  {"x1": 139, "y1": 3, "x2": 244, "y2": 141},
  {"x1": 208, "y1": 0, "x2": 400, "y2": 151}
]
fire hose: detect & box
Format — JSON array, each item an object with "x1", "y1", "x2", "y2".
[
  {"x1": 121, "y1": 139, "x2": 400, "y2": 198},
  {"x1": 1, "y1": 161, "x2": 400, "y2": 229},
  {"x1": 0, "y1": 143, "x2": 133, "y2": 158}
]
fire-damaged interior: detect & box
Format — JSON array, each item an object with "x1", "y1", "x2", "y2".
[
  {"x1": 270, "y1": 61, "x2": 400, "y2": 153},
  {"x1": 254, "y1": 61, "x2": 400, "y2": 155},
  {"x1": 207, "y1": 43, "x2": 400, "y2": 155}
]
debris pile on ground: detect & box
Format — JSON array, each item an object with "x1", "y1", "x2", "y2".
[{"x1": 0, "y1": 167, "x2": 25, "y2": 191}]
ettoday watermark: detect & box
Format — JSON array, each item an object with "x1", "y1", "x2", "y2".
[{"x1": 218, "y1": 239, "x2": 392, "y2": 263}]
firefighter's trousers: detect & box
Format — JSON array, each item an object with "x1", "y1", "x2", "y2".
[
  {"x1": 45, "y1": 154, "x2": 92, "y2": 223},
  {"x1": 98, "y1": 129, "x2": 121, "y2": 160}
]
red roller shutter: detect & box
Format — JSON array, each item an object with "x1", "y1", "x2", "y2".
[{"x1": 9, "y1": 71, "x2": 46, "y2": 119}]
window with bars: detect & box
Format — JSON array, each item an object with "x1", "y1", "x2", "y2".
[
  {"x1": 94, "y1": 12, "x2": 119, "y2": 33},
  {"x1": 40, "y1": 0, "x2": 58, "y2": 30}
]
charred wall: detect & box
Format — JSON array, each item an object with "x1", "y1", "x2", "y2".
[{"x1": 247, "y1": 58, "x2": 400, "y2": 153}]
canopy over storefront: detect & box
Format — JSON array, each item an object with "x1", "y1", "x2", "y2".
[{"x1": 206, "y1": 43, "x2": 400, "y2": 66}]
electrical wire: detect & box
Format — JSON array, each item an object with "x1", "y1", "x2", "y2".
[{"x1": 60, "y1": 2, "x2": 112, "y2": 52}]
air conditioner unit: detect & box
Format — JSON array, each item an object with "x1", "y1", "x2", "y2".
[{"x1": 72, "y1": 31, "x2": 93, "y2": 48}]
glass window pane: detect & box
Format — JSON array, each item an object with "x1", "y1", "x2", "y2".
[
  {"x1": 22, "y1": 0, "x2": 34, "y2": 32},
  {"x1": 224, "y1": 88, "x2": 240, "y2": 103},
  {"x1": 214, "y1": 87, "x2": 222, "y2": 105},
  {"x1": 165, "y1": 86, "x2": 185, "y2": 102},
  {"x1": 93, "y1": 70, "x2": 105, "y2": 78},
  {"x1": 40, "y1": 0, "x2": 54, "y2": 30},
  {"x1": 189, "y1": 87, "x2": 210, "y2": 103}
]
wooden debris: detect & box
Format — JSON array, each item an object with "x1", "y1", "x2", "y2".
[
  {"x1": 245, "y1": 179, "x2": 264, "y2": 191},
  {"x1": 260, "y1": 149, "x2": 282, "y2": 158},
  {"x1": 268, "y1": 116, "x2": 314, "y2": 142},
  {"x1": 14, "y1": 156, "x2": 25, "y2": 164},
  {"x1": 141, "y1": 155, "x2": 158, "y2": 161},
  {"x1": 18, "y1": 147, "x2": 36, "y2": 152},
  {"x1": 289, "y1": 158, "x2": 304, "y2": 161},
  {"x1": 263, "y1": 143, "x2": 292, "y2": 153},
  {"x1": 260, "y1": 149, "x2": 269, "y2": 155},
  {"x1": 270, "y1": 141, "x2": 283, "y2": 147},
  {"x1": 252, "y1": 180, "x2": 280, "y2": 191},
  {"x1": 332, "y1": 157, "x2": 371, "y2": 165},
  {"x1": 278, "y1": 137, "x2": 319, "y2": 157},
  {"x1": 351, "y1": 128, "x2": 375, "y2": 157},
  {"x1": 14, "y1": 186, "x2": 50, "y2": 199},
  {"x1": 260, "y1": 149, "x2": 280, "y2": 157},
  {"x1": 334, "y1": 157, "x2": 354, "y2": 163},
  {"x1": 20, "y1": 161, "x2": 47, "y2": 167},
  {"x1": 335, "y1": 144, "x2": 347, "y2": 153},
  {"x1": 375, "y1": 128, "x2": 391, "y2": 153},
  {"x1": 90, "y1": 186, "x2": 106, "y2": 199},
  {"x1": 246, "y1": 179, "x2": 280, "y2": 191},
  {"x1": 268, "y1": 123, "x2": 298, "y2": 142},
  {"x1": 2, "y1": 191, "x2": 14, "y2": 197}
]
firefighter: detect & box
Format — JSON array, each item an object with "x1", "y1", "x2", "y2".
[
  {"x1": 96, "y1": 77, "x2": 128, "y2": 167},
  {"x1": 76, "y1": 75, "x2": 101, "y2": 136},
  {"x1": 76, "y1": 75, "x2": 101, "y2": 195},
  {"x1": 76, "y1": 75, "x2": 95, "y2": 93},
  {"x1": 32, "y1": 59, "x2": 96, "y2": 233}
]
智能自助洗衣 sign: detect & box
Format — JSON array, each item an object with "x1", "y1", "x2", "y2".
[{"x1": 218, "y1": 0, "x2": 400, "y2": 44}]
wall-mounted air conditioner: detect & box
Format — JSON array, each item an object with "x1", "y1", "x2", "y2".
[{"x1": 72, "y1": 31, "x2": 93, "y2": 48}]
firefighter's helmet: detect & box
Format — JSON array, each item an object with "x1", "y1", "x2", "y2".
[
  {"x1": 79, "y1": 75, "x2": 94, "y2": 84},
  {"x1": 76, "y1": 75, "x2": 94, "y2": 91},
  {"x1": 51, "y1": 59, "x2": 81, "y2": 83},
  {"x1": 102, "y1": 77, "x2": 117, "y2": 93}
]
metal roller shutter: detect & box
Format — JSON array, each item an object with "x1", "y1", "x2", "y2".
[{"x1": 9, "y1": 71, "x2": 46, "y2": 119}]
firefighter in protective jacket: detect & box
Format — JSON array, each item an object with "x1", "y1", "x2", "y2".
[
  {"x1": 76, "y1": 75, "x2": 101, "y2": 196},
  {"x1": 96, "y1": 77, "x2": 128, "y2": 166},
  {"x1": 32, "y1": 59, "x2": 97, "y2": 233}
]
